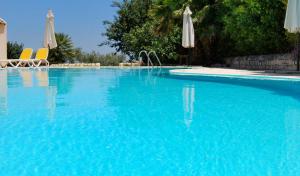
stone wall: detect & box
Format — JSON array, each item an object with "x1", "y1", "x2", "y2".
[{"x1": 225, "y1": 53, "x2": 297, "y2": 70}]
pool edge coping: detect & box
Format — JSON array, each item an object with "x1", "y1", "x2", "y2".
[{"x1": 169, "y1": 69, "x2": 300, "y2": 82}]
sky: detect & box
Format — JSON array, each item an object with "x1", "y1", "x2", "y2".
[{"x1": 0, "y1": 0, "x2": 117, "y2": 54}]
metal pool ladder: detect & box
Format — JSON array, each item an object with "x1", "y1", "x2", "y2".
[{"x1": 138, "y1": 50, "x2": 162, "y2": 67}]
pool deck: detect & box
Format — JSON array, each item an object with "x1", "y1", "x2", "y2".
[
  {"x1": 170, "y1": 67, "x2": 300, "y2": 80},
  {"x1": 2, "y1": 65, "x2": 300, "y2": 80}
]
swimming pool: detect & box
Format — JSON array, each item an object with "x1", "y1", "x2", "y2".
[{"x1": 0, "y1": 68, "x2": 299, "y2": 175}]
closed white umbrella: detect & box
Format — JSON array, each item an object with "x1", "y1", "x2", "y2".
[
  {"x1": 182, "y1": 6, "x2": 194, "y2": 48},
  {"x1": 284, "y1": 0, "x2": 300, "y2": 71},
  {"x1": 182, "y1": 6, "x2": 194, "y2": 65},
  {"x1": 44, "y1": 10, "x2": 57, "y2": 49},
  {"x1": 284, "y1": 0, "x2": 300, "y2": 33}
]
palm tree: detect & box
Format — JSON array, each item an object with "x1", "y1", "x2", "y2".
[
  {"x1": 150, "y1": 0, "x2": 224, "y2": 65},
  {"x1": 149, "y1": 0, "x2": 186, "y2": 35},
  {"x1": 48, "y1": 33, "x2": 75, "y2": 63},
  {"x1": 150, "y1": 0, "x2": 218, "y2": 35}
]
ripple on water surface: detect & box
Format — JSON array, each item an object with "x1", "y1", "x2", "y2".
[{"x1": 0, "y1": 68, "x2": 299, "y2": 176}]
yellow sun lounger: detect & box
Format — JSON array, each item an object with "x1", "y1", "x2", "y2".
[
  {"x1": 32, "y1": 48, "x2": 49, "y2": 67},
  {"x1": 7, "y1": 48, "x2": 34, "y2": 67}
]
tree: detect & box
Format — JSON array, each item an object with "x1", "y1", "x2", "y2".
[
  {"x1": 149, "y1": 0, "x2": 186, "y2": 35},
  {"x1": 104, "y1": 0, "x2": 291, "y2": 66},
  {"x1": 223, "y1": 0, "x2": 288, "y2": 56},
  {"x1": 48, "y1": 33, "x2": 75, "y2": 63},
  {"x1": 150, "y1": 0, "x2": 226, "y2": 65},
  {"x1": 122, "y1": 20, "x2": 181, "y2": 63},
  {"x1": 7, "y1": 41, "x2": 23, "y2": 59},
  {"x1": 102, "y1": 0, "x2": 152, "y2": 58},
  {"x1": 103, "y1": 0, "x2": 181, "y2": 63}
]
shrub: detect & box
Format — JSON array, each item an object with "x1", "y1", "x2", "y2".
[
  {"x1": 76, "y1": 50, "x2": 125, "y2": 66},
  {"x1": 7, "y1": 41, "x2": 23, "y2": 59}
]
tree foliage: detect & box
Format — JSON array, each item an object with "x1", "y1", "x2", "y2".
[
  {"x1": 122, "y1": 20, "x2": 181, "y2": 62},
  {"x1": 103, "y1": 0, "x2": 290, "y2": 65},
  {"x1": 7, "y1": 41, "x2": 23, "y2": 59},
  {"x1": 223, "y1": 0, "x2": 288, "y2": 56},
  {"x1": 48, "y1": 33, "x2": 75, "y2": 64},
  {"x1": 75, "y1": 48, "x2": 125, "y2": 66},
  {"x1": 102, "y1": 0, "x2": 152, "y2": 57}
]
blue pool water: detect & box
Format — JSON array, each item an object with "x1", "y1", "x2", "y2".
[{"x1": 0, "y1": 68, "x2": 300, "y2": 176}]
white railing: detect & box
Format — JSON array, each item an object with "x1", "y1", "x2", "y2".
[
  {"x1": 138, "y1": 50, "x2": 162, "y2": 67},
  {"x1": 148, "y1": 50, "x2": 162, "y2": 66}
]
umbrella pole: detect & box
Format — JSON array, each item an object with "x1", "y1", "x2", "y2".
[
  {"x1": 297, "y1": 33, "x2": 300, "y2": 71},
  {"x1": 188, "y1": 48, "x2": 192, "y2": 66}
]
